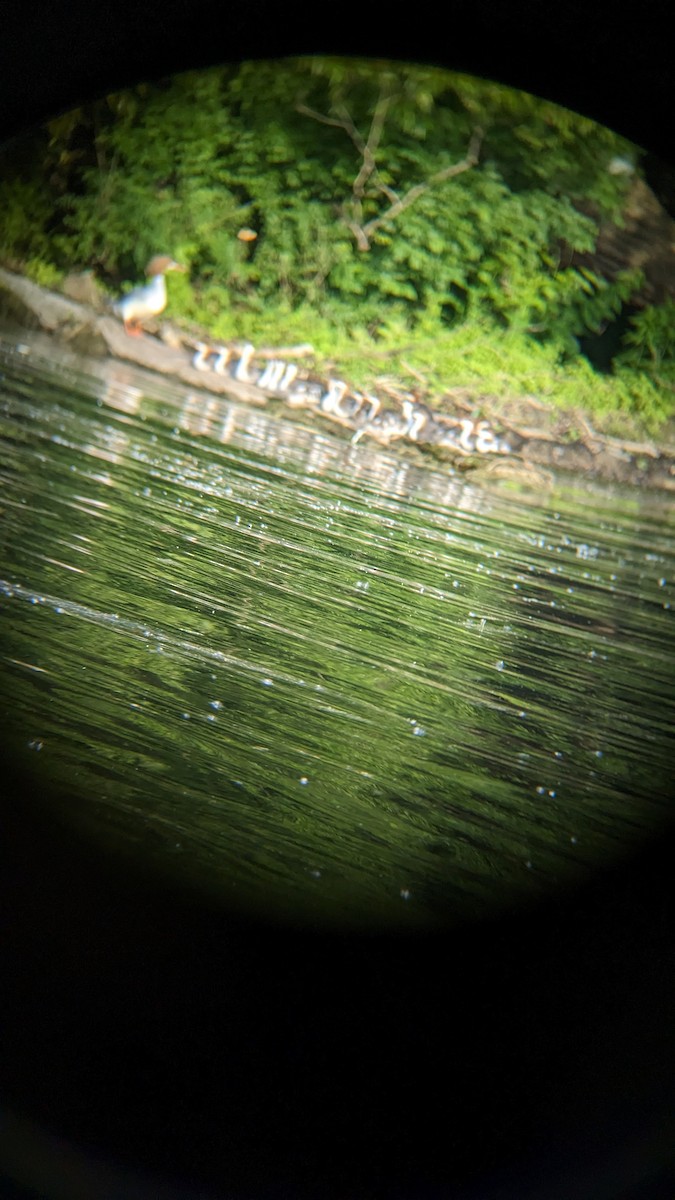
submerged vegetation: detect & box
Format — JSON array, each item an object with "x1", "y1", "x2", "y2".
[{"x1": 0, "y1": 57, "x2": 673, "y2": 429}]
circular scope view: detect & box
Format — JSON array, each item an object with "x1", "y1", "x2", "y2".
[{"x1": 1, "y1": 58, "x2": 673, "y2": 928}]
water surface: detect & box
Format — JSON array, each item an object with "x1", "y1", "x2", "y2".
[{"x1": 1, "y1": 332, "x2": 673, "y2": 928}]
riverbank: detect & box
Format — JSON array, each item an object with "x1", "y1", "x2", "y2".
[{"x1": 1, "y1": 266, "x2": 674, "y2": 492}]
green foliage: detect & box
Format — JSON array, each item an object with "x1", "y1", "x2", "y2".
[
  {"x1": 532, "y1": 266, "x2": 645, "y2": 354},
  {"x1": 22, "y1": 258, "x2": 63, "y2": 289},
  {"x1": 616, "y1": 301, "x2": 675, "y2": 369},
  {"x1": 304, "y1": 317, "x2": 674, "y2": 433},
  {"x1": 0, "y1": 172, "x2": 54, "y2": 261},
  {"x1": 1, "y1": 55, "x2": 668, "y2": 431}
]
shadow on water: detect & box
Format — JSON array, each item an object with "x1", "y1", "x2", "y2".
[{"x1": 2, "y1": 334, "x2": 675, "y2": 1197}]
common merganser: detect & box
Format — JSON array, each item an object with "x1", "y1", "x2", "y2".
[
  {"x1": 458, "y1": 418, "x2": 477, "y2": 452},
  {"x1": 430, "y1": 418, "x2": 474, "y2": 453},
  {"x1": 319, "y1": 379, "x2": 349, "y2": 414},
  {"x1": 401, "y1": 398, "x2": 434, "y2": 442},
  {"x1": 212, "y1": 347, "x2": 233, "y2": 375},
  {"x1": 324, "y1": 388, "x2": 374, "y2": 429},
  {"x1": 332, "y1": 390, "x2": 365, "y2": 423},
  {"x1": 192, "y1": 342, "x2": 214, "y2": 370},
  {"x1": 285, "y1": 380, "x2": 325, "y2": 409},
  {"x1": 353, "y1": 406, "x2": 411, "y2": 446},
  {"x1": 233, "y1": 343, "x2": 257, "y2": 382},
  {"x1": 473, "y1": 420, "x2": 499, "y2": 453},
  {"x1": 113, "y1": 255, "x2": 186, "y2": 335},
  {"x1": 257, "y1": 360, "x2": 299, "y2": 393},
  {"x1": 351, "y1": 395, "x2": 382, "y2": 443}
]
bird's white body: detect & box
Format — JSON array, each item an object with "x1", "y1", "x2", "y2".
[
  {"x1": 233, "y1": 343, "x2": 256, "y2": 382},
  {"x1": 212, "y1": 347, "x2": 232, "y2": 375},
  {"x1": 112, "y1": 256, "x2": 185, "y2": 334},
  {"x1": 191, "y1": 342, "x2": 213, "y2": 371},
  {"x1": 113, "y1": 273, "x2": 167, "y2": 324},
  {"x1": 320, "y1": 379, "x2": 349, "y2": 414}
]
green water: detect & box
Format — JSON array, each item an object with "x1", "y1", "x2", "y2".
[{"x1": 1, "y1": 332, "x2": 674, "y2": 928}]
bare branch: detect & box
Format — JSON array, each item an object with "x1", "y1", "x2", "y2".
[
  {"x1": 299, "y1": 93, "x2": 392, "y2": 199},
  {"x1": 400, "y1": 359, "x2": 430, "y2": 387},
  {"x1": 362, "y1": 127, "x2": 484, "y2": 240},
  {"x1": 342, "y1": 214, "x2": 371, "y2": 252},
  {"x1": 348, "y1": 88, "x2": 393, "y2": 198},
  {"x1": 295, "y1": 103, "x2": 353, "y2": 132},
  {"x1": 377, "y1": 182, "x2": 400, "y2": 205},
  {"x1": 299, "y1": 98, "x2": 484, "y2": 253}
]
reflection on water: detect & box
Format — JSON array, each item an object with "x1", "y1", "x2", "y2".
[{"x1": 1, "y1": 333, "x2": 674, "y2": 928}]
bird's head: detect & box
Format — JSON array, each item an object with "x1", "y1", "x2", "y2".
[{"x1": 145, "y1": 256, "x2": 187, "y2": 277}]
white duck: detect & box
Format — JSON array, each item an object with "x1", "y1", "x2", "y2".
[
  {"x1": 401, "y1": 398, "x2": 434, "y2": 442},
  {"x1": 191, "y1": 342, "x2": 214, "y2": 370},
  {"x1": 212, "y1": 347, "x2": 233, "y2": 375},
  {"x1": 113, "y1": 255, "x2": 185, "y2": 335},
  {"x1": 232, "y1": 343, "x2": 257, "y2": 382}
]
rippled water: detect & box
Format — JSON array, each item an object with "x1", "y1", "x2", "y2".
[{"x1": 1, "y1": 331, "x2": 674, "y2": 928}]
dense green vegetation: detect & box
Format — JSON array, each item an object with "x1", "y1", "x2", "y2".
[{"x1": 1, "y1": 56, "x2": 673, "y2": 428}]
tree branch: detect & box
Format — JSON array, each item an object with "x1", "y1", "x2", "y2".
[
  {"x1": 298, "y1": 96, "x2": 391, "y2": 247},
  {"x1": 295, "y1": 103, "x2": 352, "y2": 132},
  {"x1": 343, "y1": 87, "x2": 392, "y2": 199},
  {"x1": 298, "y1": 92, "x2": 393, "y2": 202},
  {"x1": 298, "y1": 98, "x2": 484, "y2": 253},
  {"x1": 361, "y1": 126, "x2": 484, "y2": 244}
]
